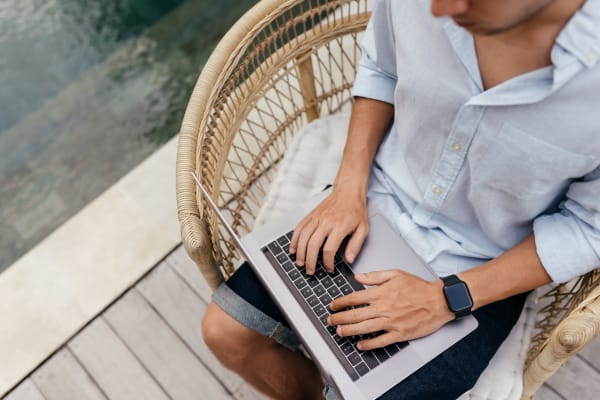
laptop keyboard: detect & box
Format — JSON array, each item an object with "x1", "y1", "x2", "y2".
[{"x1": 262, "y1": 231, "x2": 408, "y2": 381}]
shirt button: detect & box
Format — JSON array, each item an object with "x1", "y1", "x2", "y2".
[
  {"x1": 587, "y1": 52, "x2": 597, "y2": 63},
  {"x1": 433, "y1": 186, "x2": 443, "y2": 195},
  {"x1": 452, "y1": 143, "x2": 462, "y2": 151}
]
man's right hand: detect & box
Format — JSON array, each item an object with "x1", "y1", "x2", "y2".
[{"x1": 289, "y1": 183, "x2": 369, "y2": 274}]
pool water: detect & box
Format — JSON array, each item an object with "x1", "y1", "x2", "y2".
[{"x1": 0, "y1": 0, "x2": 257, "y2": 272}]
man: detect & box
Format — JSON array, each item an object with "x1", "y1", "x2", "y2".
[{"x1": 202, "y1": 0, "x2": 600, "y2": 399}]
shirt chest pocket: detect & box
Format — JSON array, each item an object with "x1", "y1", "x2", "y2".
[{"x1": 471, "y1": 123, "x2": 596, "y2": 199}]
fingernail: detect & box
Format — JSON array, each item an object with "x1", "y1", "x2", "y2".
[
  {"x1": 326, "y1": 316, "x2": 331, "y2": 324},
  {"x1": 289, "y1": 247, "x2": 295, "y2": 254},
  {"x1": 357, "y1": 342, "x2": 364, "y2": 350},
  {"x1": 336, "y1": 327, "x2": 342, "y2": 336},
  {"x1": 347, "y1": 253, "x2": 355, "y2": 263},
  {"x1": 296, "y1": 260, "x2": 304, "y2": 267},
  {"x1": 355, "y1": 273, "x2": 363, "y2": 279}
]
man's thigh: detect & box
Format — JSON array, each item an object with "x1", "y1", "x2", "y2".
[
  {"x1": 214, "y1": 262, "x2": 527, "y2": 400},
  {"x1": 374, "y1": 293, "x2": 528, "y2": 400}
]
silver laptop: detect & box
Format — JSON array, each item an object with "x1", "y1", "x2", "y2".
[{"x1": 193, "y1": 173, "x2": 477, "y2": 400}]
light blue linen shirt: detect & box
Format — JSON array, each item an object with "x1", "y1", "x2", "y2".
[{"x1": 354, "y1": 0, "x2": 600, "y2": 283}]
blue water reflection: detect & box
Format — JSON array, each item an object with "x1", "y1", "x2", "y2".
[{"x1": 0, "y1": 0, "x2": 257, "y2": 272}]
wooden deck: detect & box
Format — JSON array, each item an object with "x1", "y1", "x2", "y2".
[{"x1": 4, "y1": 244, "x2": 599, "y2": 400}]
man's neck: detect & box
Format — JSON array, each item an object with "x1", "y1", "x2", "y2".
[{"x1": 495, "y1": 0, "x2": 585, "y2": 48}]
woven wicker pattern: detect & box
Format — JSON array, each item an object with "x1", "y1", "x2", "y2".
[{"x1": 175, "y1": 0, "x2": 600, "y2": 397}]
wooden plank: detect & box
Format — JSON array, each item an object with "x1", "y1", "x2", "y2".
[
  {"x1": 31, "y1": 348, "x2": 106, "y2": 400},
  {"x1": 68, "y1": 317, "x2": 169, "y2": 400},
  {"x1": 545, "y1": 354, "x2": 599, "y2": 400},
  {"x1": 3, "y1": 379, "x2": 45, "y2": 400},
  {"x1": 577, "y1": 335, "x2": 600, "y2": 372},
  {"x1": 165, "y1": 245, "x2": 214, "y2": 303},
  {"x1": 136, "y1": 261, "x2": 245, "y2": 393},
  {"x1": 535, "y1": 384, "x2": 564, "y2": 400},
  {"x1": 103, "y1": 288, "x2": 232, "y2": 400}
]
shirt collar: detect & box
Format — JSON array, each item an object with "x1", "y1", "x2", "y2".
[
  {"x1": 442, "y1": 0, "x2": 600, "y2": 106},
  {"x1": 554, "y1": 0, "x2": 600, "y2": 69}
]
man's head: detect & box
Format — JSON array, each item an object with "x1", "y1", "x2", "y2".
[{"x1": 430, "y1": 0, "x2": 559, "y2": 35}]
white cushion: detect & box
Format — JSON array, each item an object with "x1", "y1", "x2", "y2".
[{"x1": 255, "y1": 111, "x2": 537, "y2": 399}]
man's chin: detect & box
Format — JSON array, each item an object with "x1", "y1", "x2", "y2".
[{"x1": 454, "y1": 20, "x2": 511, "y2": 36}]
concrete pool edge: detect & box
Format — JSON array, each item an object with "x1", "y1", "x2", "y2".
[{"x1": 0, "y1": 135, "x2": 181, "y2": 397}]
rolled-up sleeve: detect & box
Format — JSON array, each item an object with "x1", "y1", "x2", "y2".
[
  {"x1": 351, "y1": 0, "x2": 397, "y2": 104},
  {"x1": 533, "y1": 166, "x2": 600, "y2": 283}
]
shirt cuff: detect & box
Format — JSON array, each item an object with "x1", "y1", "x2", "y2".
[
  {"x1": 533, "y1": 212, "x2": 600, "y2": 283},
  {"x1": 351, "y1": 63, "x2": 396, "y2": 105}
]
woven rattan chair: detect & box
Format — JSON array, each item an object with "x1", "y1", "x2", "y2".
[{"x1": 175, "y1": 1, "x2": 600, "y2": 398}]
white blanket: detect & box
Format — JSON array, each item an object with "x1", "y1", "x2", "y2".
[{"x1": 254, "y1": 112, "x2": 537, "y2": 399}]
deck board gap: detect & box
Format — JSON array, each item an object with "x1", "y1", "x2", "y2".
[
  {"x1": 64, "y1": 348, "x2": 112, "y2": 400},
  {"x1": 167, "y1": 260, "x2": 210, "y2": 305},
  {"x1": 99, "y1": 313, "x2": 176, "y2": 400},
  {"x1": 575, "y1": 353, "x2": 600, "y2": 375},
  {"x1": 133, "y1": 286, "x2": 235, "y2": 396}
]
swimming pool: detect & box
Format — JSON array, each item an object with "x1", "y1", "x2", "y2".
[{"x1": 0, "y1": 0, "x2": 257, "y2": 272}]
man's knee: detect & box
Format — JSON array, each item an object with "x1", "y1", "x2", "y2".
[{"x1": 202, "y1": 301, "x2": 267, "y2": 369}]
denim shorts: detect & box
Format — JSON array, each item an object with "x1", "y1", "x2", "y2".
[{"x1": 213, "y1": 262, "x2": 528, "y2": 400}]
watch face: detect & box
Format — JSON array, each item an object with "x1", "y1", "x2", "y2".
[{"x1": 444, "y1": 283, "x2": 473, "y2": 312}]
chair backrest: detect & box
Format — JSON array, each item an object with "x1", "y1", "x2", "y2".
[{"x1": 176, "y1": 0, "x2": 371, "y2": 289}]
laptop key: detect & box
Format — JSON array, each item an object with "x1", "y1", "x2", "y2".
[
  {"x1": 313, "y1": 284, "x2": 326, "y2": 297},
  {"x1": 319, "y1": 294, "x2": 333, "y2": 307},
  {"x1": 277, "y1": 236, "x2": 288, "y2": 246},
  {"x1": 313, "y1": 304, "x2": 326, "y2": 316},
  {"x1": 373, "y1": 348, "x2": 390, "y2": 363},
  {"x1": 281, "y1": 261, "x2": 294, "y2": 272},
  {"x1": 355, "y1": 362, "x2": 370, "y2": 377},
  {"x1": 315, "y1": 268, "x2": 328, "y2": 279},
  {"x1": 307, "y1": 275, "x2": 320, "y2": 287},
  {"x1": 333, "y1": 275, "x2": 346, "y2": 286},
  {"x1": 268, "y1": 242, "x2": 282, "y2": 255},
  {"x1": 348, "y1": 352, "x2": 362, "y2": 366},
  {"x1": 396, "y1": 341, "x2": 409, "y2": 350},
  {"x1": 340, "y1": 284, "x2": 353, "y2": 296},
  {"x1": 362, "y1": 351, "x2": 380, "y2": 369},
  {"x1": 321, "y1": 277, "x2": 334, "y2": 288},
  {"x1": 307, "y1": 295, "x2": 319, "y2": 307},
  {"x1": 288, "y1": 269, "x2": 301, "y2": 280},
  {"x1": 334, "y1": 334, "x2": 347, "y2": 345},
  {"x1": 386, "y1": 344, "x2": 400, "y2": 356},
  {"x1": 327, "y1": 286, "x2": 341, "y2": 298},
  {"x1": 286, "y1": 231, "x2": 294, "y2": 241},
  {"x1": 341, "y1": 342, "x2": 354, "y2": 355},
  {"x1": 319, "y1": 314, "x2": 329, "y2": 325},
  {"x1": 301, "y1": 287, "x2": 313, "y2": 298},
  {"x1": 294, "y1": 277, "x2": 307, "y2": 289},
  {"x1": 276, "y1": 252, "x2": 289, "y2": 264}
]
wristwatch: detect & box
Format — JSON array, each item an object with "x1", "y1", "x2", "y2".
[{"x1": 441, "y1": 274, "x2": 473, "y2": 319}]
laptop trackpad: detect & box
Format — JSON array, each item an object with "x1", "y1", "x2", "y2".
[{"x1": 350, "y1": 214, "x2": 437, "y2": 282}]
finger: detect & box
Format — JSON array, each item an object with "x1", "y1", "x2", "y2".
[
  {"x1": 329, "y1": 288, "x2": 377, "y2": 311},
  {"x1": 328, "y1": 305, "x2": 379, "y2": 326},
  {"x1": 344, "y1": 224, "x2": 368, "y2": 264},
  {"x1": 355, "y1": 269, "x2": 401, "y2": 286},
  {"x1": 294, "y1": 217, "x2": 318, "y2": 267},
  {"x1": 357, "y1": 331, "x2": 402, "y2": 351},
  {"x1": 290, "y1": 216, "x2": 311, "y2": 254},
  {"x1": 305, "y1": 227, "x2": 329, "y2": 274},
  {"x1": 336, "y1": 318, "x2": 387, "y2": 337},
  {"x1": 322, "y1": 229, "x2": 347, "y2": 272}
]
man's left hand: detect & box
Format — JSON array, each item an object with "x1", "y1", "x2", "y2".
[{"x1": 328, "y1": 269, "x2": 455, "y2": 351}]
